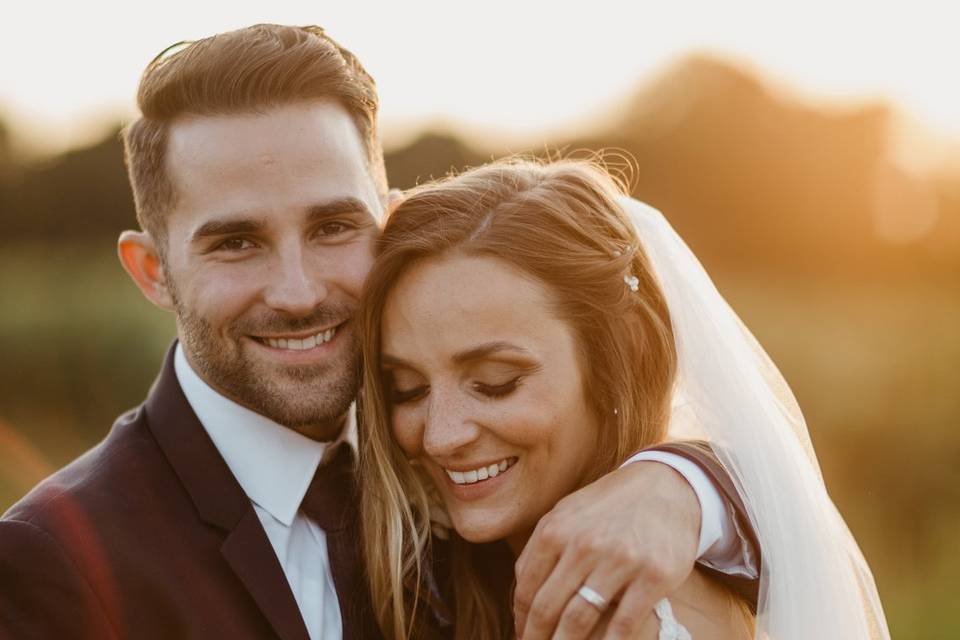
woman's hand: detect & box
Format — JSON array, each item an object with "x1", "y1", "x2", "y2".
[{"x1": 512, "y1": 461, "x2": 700, "y2": 640}]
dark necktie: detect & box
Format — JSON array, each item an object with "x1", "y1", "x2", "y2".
[{"x1": 300, "y1": 445, "x2": 382, "y2": 639}]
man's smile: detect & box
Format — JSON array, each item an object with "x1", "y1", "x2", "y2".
[{"x1": 250, "y1": 322, "x2": 344, "y2": 351}]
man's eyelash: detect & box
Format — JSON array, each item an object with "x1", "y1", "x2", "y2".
[{"x1": 211, "y1": 237, "x2": 256, "y2": 251}]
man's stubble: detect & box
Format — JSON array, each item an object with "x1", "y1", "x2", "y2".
[{"x1": 166, "y1": 269, "x2": 360, "y2": 439}]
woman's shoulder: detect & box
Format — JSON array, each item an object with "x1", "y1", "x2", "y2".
[
  {"x1": 657, "y1": 568, "x2": 754, "y2": 639},
  {"x1": 593, "y1": 568, "x2": 754, "y2": 640}
]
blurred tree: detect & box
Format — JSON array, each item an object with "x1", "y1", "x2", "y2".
[
  {"x1": 385, "y1": 131, "x2": 487, "y2": 190},
  {"x1": 2, "y1": 130, "x2": 134, "y2": 245}
]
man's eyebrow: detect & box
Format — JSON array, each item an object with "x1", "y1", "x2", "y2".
[
  {"x1": 190, "y1": 217, "x2": 265, "y2": 242},
  {"x1": 306, "y1": 197, "x2": 375, "y2": 224},
  {"x1": 189, "y1": 197, "x2": 375, "y2": 243}
]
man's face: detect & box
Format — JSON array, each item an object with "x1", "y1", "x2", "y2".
[{"x1": 161, "y1": 100, "x2": 382, "y2": 439}]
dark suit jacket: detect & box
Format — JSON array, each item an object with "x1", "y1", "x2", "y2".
[
  {"x1": 0, "y1": 345, "x2": 381, "y2": 640},
  {"x1": 653, "y1": 441, "x2": 761, "y2": 610},
  {"x1": 0, "y1": 345, "x2": 760, "y2": 639}
]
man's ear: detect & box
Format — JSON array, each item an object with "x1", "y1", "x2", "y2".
[{"x1": 118, "y1": 231, "x2": 174, "y2": 311}]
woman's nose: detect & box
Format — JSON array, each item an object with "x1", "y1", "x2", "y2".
[{"x1": 422, "y1": 389, "x2": 480, "y2": 457}]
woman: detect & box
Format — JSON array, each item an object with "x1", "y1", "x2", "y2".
[{"x1": 357, "y1": 159, "x2": 889, "y2": 639}]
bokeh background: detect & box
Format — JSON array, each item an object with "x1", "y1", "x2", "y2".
[{"x1": 1, "y1": 2, "x2": 958, "y2": 637}]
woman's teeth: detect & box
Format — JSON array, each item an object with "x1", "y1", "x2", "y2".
[
  {"x1": 263, "y1": 327, "x2": 337, "y2": 350},
  {"x1": 445, "y1": 457, "x2": 517, "y2": 485}
]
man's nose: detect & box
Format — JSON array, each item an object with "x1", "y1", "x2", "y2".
[
  {"x1": 262, "y1": 245, "x2": 328, "y2": 315},
  {"x1": 422, "y1": 389, "x2": 480, "y2": 458}
]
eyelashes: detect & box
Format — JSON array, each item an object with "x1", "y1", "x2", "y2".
[
  {"x1": 390, "y1": 385, "x2": 428, "y2": 404},
  {"x1": 472, "y1": 377, "x2": 521, "y2": 398},
  {"x1": 389, "y1": 377, "x2": 524, "y2": 405}
]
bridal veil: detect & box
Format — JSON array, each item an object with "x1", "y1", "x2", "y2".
[{"x1": 620, "y1": 197, "x2": 890, "y2": 640}]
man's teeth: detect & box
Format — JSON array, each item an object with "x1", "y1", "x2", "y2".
[
  {"x1": 263, "y1": 327, "x2": 336, "y2": 350},
  {"x1": 445, "y1": 458, "x2": 516, "y2": 485}
]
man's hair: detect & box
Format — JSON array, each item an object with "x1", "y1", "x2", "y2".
[{"x1": 122, "y1": 24, "x2": 387, "y2": 245}]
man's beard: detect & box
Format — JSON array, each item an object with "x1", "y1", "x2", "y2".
[{"x1": 168, "y1": 283, "x2": 360, "y2": 437}]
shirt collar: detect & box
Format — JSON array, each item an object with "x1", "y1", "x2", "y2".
[{"x1": 174, "y1": 343, "x2": 357, "y2": 526}]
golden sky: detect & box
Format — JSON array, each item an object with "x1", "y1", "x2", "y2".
[{"x1": 1, "y1": 0, "x2": 958, "y2": 155}]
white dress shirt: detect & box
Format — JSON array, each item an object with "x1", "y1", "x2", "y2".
[
  {"x1": 623, "y1": 451, "x2": 757, "y2": 578},
  {"x1": 174, "y1": 345, "x2": 355, "y2": 640}
]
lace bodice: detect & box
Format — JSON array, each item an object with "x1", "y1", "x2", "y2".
[{"x1": 654, "y1": 598, "x2": 692, "y2": 640}]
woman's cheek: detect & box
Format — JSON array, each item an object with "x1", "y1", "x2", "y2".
[{"x1": 389, "y1": 407, "x2": 424, "y2": 457}]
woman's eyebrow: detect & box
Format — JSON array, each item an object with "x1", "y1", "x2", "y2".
[
  {"x1": 450, "y1": 341, "x2": 533, "y2": 365},
  {"x1": 380, "y1": 342, "x2": 533, "y2": 369},
  {"x1": 380, "y1": 353, "x2": 413, "y2": 368}
]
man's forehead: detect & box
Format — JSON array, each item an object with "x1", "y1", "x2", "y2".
[
  {"x1": 167, "y1": 102, "x2": 362, "y2": 167},
  {"x1": 163, "y1": 102, "x2": 385, "y2": 229}
]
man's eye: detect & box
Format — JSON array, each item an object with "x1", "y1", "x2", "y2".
[
  {"x1": 473, "y1": 377, "x2": 522, "y2": 399},
  {"x1": 317, "y1": 221, "x2": 352, "y2": 237},
  {"x1": 216, "y1": 237, "x2": 257, "y2": 251},
  {"x1": 391, "y1": 385, "x2": 428, "y2": 405}
]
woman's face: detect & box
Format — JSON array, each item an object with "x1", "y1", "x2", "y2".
[{"x1": 381, "y1": 254, "x2": 600, "y2": 549}]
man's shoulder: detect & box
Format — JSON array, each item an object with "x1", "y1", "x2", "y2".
[{"x1": 2, "y1": 403, "x2": 162, "y2": 533}]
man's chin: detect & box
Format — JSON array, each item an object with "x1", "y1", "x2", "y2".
[{"x1": 239, "y1": 364, "x2": 356, "y2": 431}]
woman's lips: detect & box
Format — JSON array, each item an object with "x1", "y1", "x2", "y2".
[
  {"x1": 443, "y1": 456, "x2": 518, "y2": 485},
  {"x1": 440, "y1": 457, "x2": 519, "y2": 502}
]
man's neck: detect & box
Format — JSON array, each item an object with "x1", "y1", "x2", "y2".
[{"x1": 287, "y1": 416, "x2": 348, "y2": 443}]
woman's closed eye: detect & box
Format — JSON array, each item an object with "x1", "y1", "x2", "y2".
[
  {"x1": 389, "y1": 377, "x2": 523, "y2": 404},
  {"x1": 472, "y1": 377, "x2": 522, "y2": 398},
  {"x1": 390, "y1": 384, "x2": 428, "y2": 404}
]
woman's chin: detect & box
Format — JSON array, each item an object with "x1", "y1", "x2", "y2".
[
  {"x1": 448, "y1": 511, "x2": 515, "y2": 545},
  {"x1": 447, "y1": 507, "x2": 538, "y2": 550}
]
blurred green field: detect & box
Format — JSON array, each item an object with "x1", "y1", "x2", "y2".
[{"x1": 1, "y1": 247, "x2": 958, "y2": 638}]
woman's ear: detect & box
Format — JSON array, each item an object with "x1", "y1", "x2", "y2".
[{"x1": 117, "y1": 230, "x2": 175, "y2": 311}]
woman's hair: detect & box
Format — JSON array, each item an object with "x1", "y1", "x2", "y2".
[{"x1": 358, "y1": 158, "x2": 678, "y2": 639}]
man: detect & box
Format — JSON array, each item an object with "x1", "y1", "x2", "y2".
[{"x1": 0, "y1": 25, "x2": 758, "y2": 639}]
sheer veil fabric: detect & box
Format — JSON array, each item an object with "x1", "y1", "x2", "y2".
[{"x1": 620, "y1": 197, "x2": 890, "y2": 639}]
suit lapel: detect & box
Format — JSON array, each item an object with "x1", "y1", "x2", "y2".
[
  {"x1": 145, "y1": 343, "x2": 311, "y2": 640},
  {"x1": 222, "y1": 509, "x2": 311, "y2": 640}
]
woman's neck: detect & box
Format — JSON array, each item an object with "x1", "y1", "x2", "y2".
[{"x1": 506, "y1": 529, "x2": 533, "y2": 556}]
